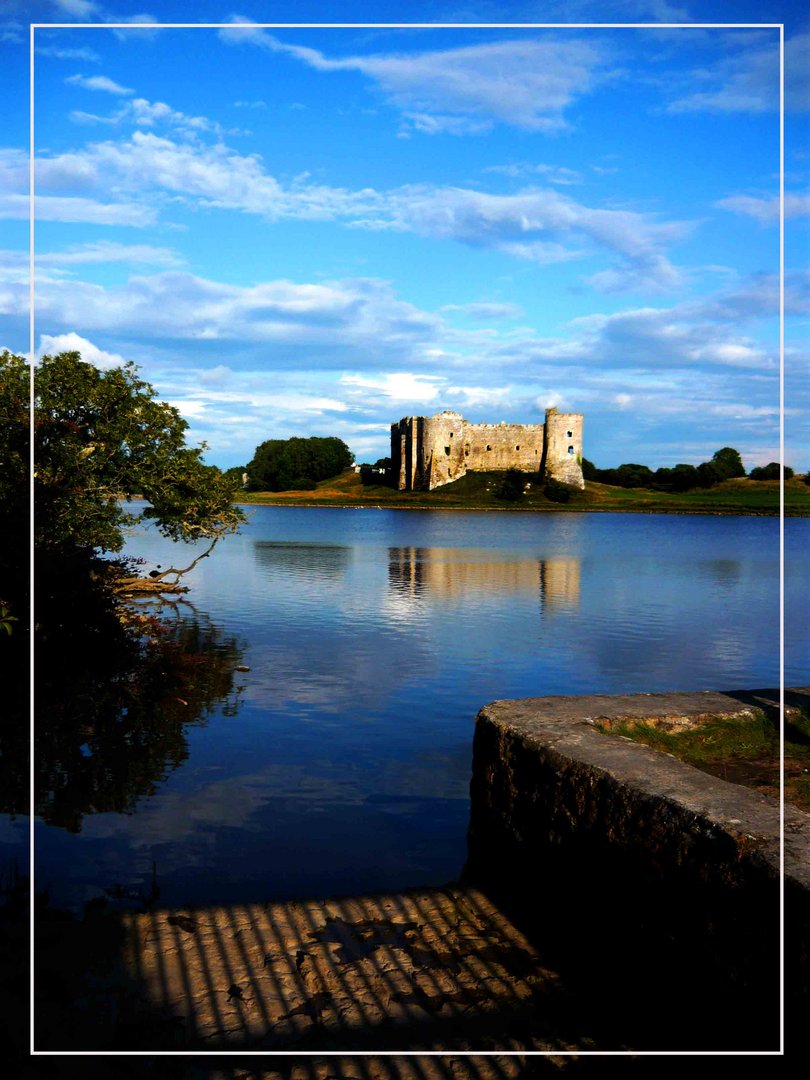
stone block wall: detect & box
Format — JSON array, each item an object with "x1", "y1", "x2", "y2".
[
  {"x1": 465, "y1": 688, "x2": 810, "y2": 1050},
  {"x1": 543, "y1": 409, "x2": 584, "y2": 488}
]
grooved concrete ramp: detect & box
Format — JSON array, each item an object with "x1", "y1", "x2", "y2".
[{"x1": 117, "y1": 885, "x2": 599, "y2": 1052}]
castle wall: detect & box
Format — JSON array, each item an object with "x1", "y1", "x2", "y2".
[
  {"x1": 421, "y1": 411, "x2": 468, "y2": 489},
  {"x1": 543, "y1": 410, "x2": 584, "y2": 489},
  {"x1": 391, "y1": 408, "x2": 584, "y2": 491},
  {"x1": 462, "y1": 423, "x2": 544, "y2": 475}
]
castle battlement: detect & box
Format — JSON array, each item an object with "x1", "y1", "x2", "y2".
[{"x1": 390, "y1": 408, "x2": 584, "y2": 492}]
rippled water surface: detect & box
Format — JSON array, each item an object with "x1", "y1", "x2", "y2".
[{"x1": 26, "y1": 508, "x2": 809, "y2": 910}]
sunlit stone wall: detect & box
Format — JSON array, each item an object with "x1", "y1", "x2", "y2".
[{"x1": 390, "y1": 407, "x2": 584, "y2": 491}]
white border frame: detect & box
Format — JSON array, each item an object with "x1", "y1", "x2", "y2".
[{"x1": 28, "y1": 16, "x2": 790, "y2": 1062}]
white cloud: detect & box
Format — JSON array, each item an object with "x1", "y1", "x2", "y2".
[
  {"x1": 21, "y1": 118, "x2": 690, "y2": 290},
  {"x1": 666, "y1": 38, "x2": 779, "y2": 114},
  {"x1": 561, "y1": 283, "x2": 781, "y2": 372},
  {"x1": 0, "y1": 193, "x2": 156, "y2": 227},
  {"x1": 0, "y1": 242, "x2": 182, "y2": 282},
  {"x1": 69, "y1": 109, "x2": 121, "y2": 126},
  {"x1": 8, "y1": 189, "x2": 145, "y2": 226},
  {"x1": 686, "y1": 342, "x2": 766, "y2": 369},
  {"x1": 708, "y1": 404, "x2": 781, "y2": 419},
  {"x1": 109, "y1": 14, "x2": 161, "y2": 40},
  {"x1": 441, "y1": 302, "x2": 524, "y2": 321},
  {"x1": 66, "y1": 73, "x2": 133, "y2": 95},
  {"x1": 444, "y1": 384, "x2": 515, "y2": 410},
  {"x1": 715, "y1": 191, "x2": 810, "y2": 224},
  {"x1": 26, "y1": 271, "x2": 442, "y2": 350},
  {"x1": 37, "y1": 332, "x2": 128, "y2": 369},
  {"x1": 37, "y1": 240, "x2": 184, "y2": 267},
  {"x1": 1, "y1": 21, "x2": 24, "y2": 44},
  {"x1": 52, "y1": 3, "x2": 161, "y2": 37},
  {"x1": 39, "y1": 130, "x2": 374, "y2": 221},
  {"x1": 484, "y1": 163, "x2": 583, "y2": 185},
  {"x1": 372, "y1": 184, "x2": 690, "y2": 291},
  {"x1": 219, "y1": 23, "x2": 609, "y2": 134},
  {"x1": 66, "y1": 95, "x2": 235, "y2": 136},
  {"x1": 129, "y1": 98, "x2": 216, "y2": 132},
  {"x1": 535, "y1": 389, "x2": 571, "y2": 410},
  {"x1": 198, "y1": 365, "x2": 232, "y2": 386},
  {"x1": 54, "y1": 0, "x2": 100, "y2": 16},
  {"x1": 36, "y1": 45, "x2": 101, "y2": 61},
  {"x1": 398, "y1": 113, "x2": 493, "y2": 137},
  {"x1": 12, "y1": 261, "x2": 788, "y2": 468},
  {"x1": 786, "y1": 33, "x2": 810, "y2": 113},
  {"x1": 0, "y1": 148, "x2": 27, "y2": 196},
  {"x1": 340, "y1": 372, "x2": 445, "y2": 405},
  {"x1": 537, "y1": 0, "x2": 691, "y2": 18}
]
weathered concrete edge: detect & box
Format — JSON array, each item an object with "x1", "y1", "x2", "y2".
[{"x1": 473, "y1": 687, "x2": 810, "y2": 890}]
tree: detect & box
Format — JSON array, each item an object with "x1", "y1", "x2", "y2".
[
  {"x1": 711, "y1": 447, "x2": 746, "y2": 480},
  {"x1": 696, "y1": 460, "x2": 724, "y2": 487},
  {"x1": 246, "y1": 435, "x2": 354, "y2": 491},
  {"x1": 581, "y1": 457, "x2": 598, "y2": 481},
  {"x1": 750, "y1": 462, "x2": 794, "y2": 481},
  {"x1": 614, "y1": 463, "x2": 655, "y2": 489},
  {"x1": 653, "y1": 464, "x2": 699, "y2": 492},
  {"x1": 494, "y1": 468, "x2": 526, "y2": 501},
  {"x1": 31, "y1": 350, "x2": 244, "y2": 580},
  {"x1": 0, "y1": 350, "x2": 29, "y2": 631},
  {"x1": 543, "y1": 477, "x2": 572, "y2": 503}
]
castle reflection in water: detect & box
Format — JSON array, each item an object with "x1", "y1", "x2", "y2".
[{"x1": 387, "y1": 546, "x2": 580, "y2": 612}]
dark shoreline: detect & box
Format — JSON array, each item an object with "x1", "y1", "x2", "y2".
[{"x1": 235, "y1": 499, "x2": 798, "y2": 517}]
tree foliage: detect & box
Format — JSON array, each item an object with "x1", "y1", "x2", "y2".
[
  {"x1": 711, "y1": 447, "x2": 746, "y2": 480},
  {"x1": 650, "y1": 464, "x2": 699, "y2": 492},
  {"x1": 750, "y1": 462, "x2": 794, "y2": 481},
  {"x1": 581, "y1": 457, "x2": 599, "y2": 481},
  {"x1": 543, "y1": 477, "x2": 573, "y2": 503},
  {"x1": 30, "y1": 350, "x2": 245, "y2": 554},
  {"x1": 246, "y1": 435, "x2": 354, "y2": 491},
  {"x1": 0, "y1": 351, "x2": 29, "y2": 603},
  {"x1": 586, "y1": 447, "x2": 751, "y2": 493},
  {"x1": 0, "y1": 350, "x2": 252, "y2": 830},
  {"x1": 494, "y1": 468, "x2": 526, "y2": 501}
]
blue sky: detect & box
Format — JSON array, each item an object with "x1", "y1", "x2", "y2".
[{"x1": 2, "y1": 1, "x2": 808, "y2": 469}]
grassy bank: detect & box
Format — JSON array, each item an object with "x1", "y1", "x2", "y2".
[
  {"x1": 596, "y1": 707, "x2": 810, "y2": 812},
  {"x1": 238, "y1": 469, "x2": 810, "y2": 516}
]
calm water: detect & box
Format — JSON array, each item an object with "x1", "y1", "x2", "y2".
[{"x1": 21, "y1": 508, "x2": 809, "y2": 910}]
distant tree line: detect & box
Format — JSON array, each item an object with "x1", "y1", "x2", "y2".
[
  {"x1": 583, "y1": 447, "x2": 802, "y2": 491},
  {"x1": 245, "y1": 436, "x2": 354, "y2": 491}
]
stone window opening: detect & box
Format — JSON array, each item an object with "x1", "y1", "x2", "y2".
[
  {"x1": 449, "y1": 432, "x2": 453, "y2": 438},
  {"x1": 445, "y1": 446, "x2": 450, "y2": 455},
  {"x1": 486, "y1": 445, "x2": 491, "y2": 451},
  {"x1": 568, "y1": 445, "x2": 575, "y2": 455},
  {"x1": 465, "y1": 450, "x2": 469, "y2": 456},
  {"x1": 567, "y1": 430, "x2": 573, "y2": 438},
  {"x1": 515, "y1": 445, "x2": 520, "y2": 451}
]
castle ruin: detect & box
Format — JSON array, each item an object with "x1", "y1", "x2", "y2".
[{"x1": 390, "y1": 407, "x2": 584, "y2": 492}]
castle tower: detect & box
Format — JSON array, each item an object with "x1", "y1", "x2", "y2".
[{"x1": 542, "y1": 408, "x2": 584, "y2": 488}]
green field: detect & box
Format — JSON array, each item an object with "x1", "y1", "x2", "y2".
[
  {"x1": 596, "y1": 707, "x2": 810, "y2": 811},
  {"x1": 239, "y1": 470, "x2": 810, "y2": 516}
]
